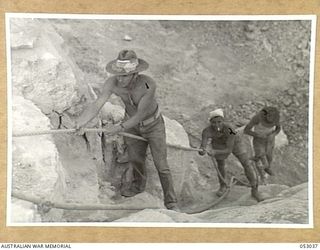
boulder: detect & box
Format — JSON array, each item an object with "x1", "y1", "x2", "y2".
[
  {"x1": 11, "y1": 198, "x2": 41, "y2": 223},
  {"x1": 11, "y1": 44, "x2": 81, "y2": 115},
  {"x1": 12, "y1": 96, "x2": 66, "y2": 222},
  {"x1": 10, "y1": 18, "x2": 107, "y2": 222},
  {"x1": 114, "y1": 183, "x2": 308, "y2": 224},
  {"x1": 163, "y1": 116, "x2": 190, "y2": 147},
  {"x1": 196, "y1": 183, "x2": 308, "y2": 224},
  {"x1": 100, "y1": 102, "x2": 125, "y2": 124},
  {"x1": 10, "y1": 18, "x2": 39, "y2": 49}
]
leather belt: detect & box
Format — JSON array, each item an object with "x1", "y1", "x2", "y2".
[{"x1": 139, "y1": 107, "x2": 160, "y2": 127}]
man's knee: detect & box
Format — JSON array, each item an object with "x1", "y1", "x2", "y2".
[
  {"x1": 235, "y1": 153, "x2": 250, "y2": 166},
  {"x1": 129, "y1": 158, "x2": 145, "y2": 167},
  {"x1": 128, "y1": 148, "x2": 147, "y2": 162},
  {"x1": 153, "y1": 157, "x2": 170, "y2": 173}
]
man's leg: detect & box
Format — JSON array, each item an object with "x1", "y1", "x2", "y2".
[
  {"x1": 233, "y1": 139, "x2": 264, "y2": 202},
  {"x1": 122, "y1": 128, "x2": 148, "y2": 197},
  {"x1": 252, "y1": 137, "x2": 269, "y2": 181},
  {"x1": 144, "y1": 117, "x2": 178, "y2": 209},
  {"x1": 265, "y1": 135, "x2": 275, "y2": 176},
  {"x1": 213, "y1": 157, "x2": 228, "y2": 197}
]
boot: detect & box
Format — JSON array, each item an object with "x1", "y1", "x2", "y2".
[
  {"x1": 251, "y1": 186, "x2": 265, "y2": 202},
  {"x1": 216, "y1": 184, "x2": 228, "y2": 197},
  {"x1": 167, "y1": 203, "x2": 181, "y2": 212},
  {"x1": 121, "y1": 189, "x2": 140, "y2": 197},
  {"x1": 121, "y1": 182, "x2": 144, "y2": 197}
]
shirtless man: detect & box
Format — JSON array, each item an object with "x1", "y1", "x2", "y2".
[
  {"x1": 198, "y1": 109, "x2": 263, "y2": 201},
  {"x1": 75, "y1": 50, "x2": 179, "y2": 211},
  {"x1": 244, "y1": 106, "x2": 281, "y2": 180}
]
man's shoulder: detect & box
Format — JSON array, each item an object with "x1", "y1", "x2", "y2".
[
  {"x1": 202, "y1": 126, "x2": 213, "y2": 135},
  {"x1": 102, "y1": 76, "x2": 117, "y2": 91},
  {"x1": 104, "y1": 75, "x2": 117, "y2": 86},
  {"x1": 223, "y1": 122, "x2": 236, "y2": 135},
  {"x1": 137, "y1": 74, "x2": 156, "y2": 91},
  {"x1": 138, "y1": 74, "x2": 155, "y2": 84},
  {"x1": 249, "y1": 113, "x2": 261, "y2": 124},
  {"x1": 223, "y1": 122, "x2": 235, "y2": 129}
]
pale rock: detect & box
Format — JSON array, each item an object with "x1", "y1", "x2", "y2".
[
  {"x1": 277, "y1": 183, "x2": 307, "y2": 198},
  {"x1": 10, "y1": 19, "x2": 106, "y2": 221},
  {"x1": 100, "y1": 102, "x2": 125, "y2": 124},
  {"x1": 10, "y1": 20, "x2": 82, "y2": 114},
  {"x1": 275, "y1": 129, "x2": 289, "y2": 148},
  {"x1": 260, "y1": 26, "x2": 270, "y2": 32},
  {"x1": 11, "y1": 198, "x2": 41, "y2": 223},
  {"x1": 245, "y1": 32, "x2": 256, "y2": 41},
  {"x1": 10, "y1": 18, "x2": 40, "y2": 49},
  {"x1": 196, "y1": 183, "x2": 308, "y2": 224},
  {"x1": 163, "y1": 116, "x2": 190, "y2": 147},
  {"x1": 115, "y1": 209, "x2": 175, "y2": 223},
  {"x1": 245, "y1": 24, "x2": 256, "y2": 32},
  {"x1": 263, "y1": 38, "x2": 272, "y2": 53},
  {"x1": 123, "y1": 35, "x2": 133, "y2": 41},
  {"x1": 113, "y1": 184, "x2": 308, "y2": 224},
  {"x1": 12, "y1": 96, "x2": 65, "y2": 222},
  {"x1": 296, "y1": 67, "x2": 305, "y2": 77}
]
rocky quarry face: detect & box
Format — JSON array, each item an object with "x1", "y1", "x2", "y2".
[{"x1": 9, "y1": 18, "x2": 310, "y2": 224}]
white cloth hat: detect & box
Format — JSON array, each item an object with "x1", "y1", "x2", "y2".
[{"x1": 208, "y1": 108, "x2": 224, "y2": 120}]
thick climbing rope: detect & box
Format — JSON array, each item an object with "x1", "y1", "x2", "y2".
[
  {"x1": 13, "y1": 129, "x2": 147, "y2": 142},
  {"x1": 12, "y1": 128, "x2": 252, "y2": 214},
  {"x1": 13, "y1": 128, "x2": 204, "y2": 152},
  {"x1": 12, "y1": 191, "x2": 162, "y2": 211},
  {"x1": 186, "y1": 176, "x2": 238, "y2": 214}
]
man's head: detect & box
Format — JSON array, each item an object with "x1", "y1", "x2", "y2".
[
  {"x1": 106, "y1": 50, "x2": 149, "y2": 76},
  {"x1": 261, "y1": 106, "x2": 280, "y2": 124},
  {"x1": 208, "y1": 109, "x2": 224, "y2": 131}
]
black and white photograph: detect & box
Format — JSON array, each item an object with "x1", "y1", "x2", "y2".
[{"x1": 6, "y1": 14, "x2": 315, "y2": 227}]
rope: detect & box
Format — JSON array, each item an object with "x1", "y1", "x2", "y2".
[
  {"x1": 186, "y1": 177, "x2": 238, "y2": 214},
  {"x1": 12, "y1": 128, "x2": 253, "y2": 213},
  {"x1": 13, "y1": 129, "x2": 148, "y2": 142},
  {"x1": 12, "y1": 191, "x2": 161, "y2": 211},
  {"x1": 13, "y1": 128, "x2": 204, "y2": 152},
  {"x1": 207, "y1": 152, "x2": 251, "y2": 188}
]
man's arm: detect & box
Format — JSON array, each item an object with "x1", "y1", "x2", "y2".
[
  {"x1": 269, "y1": 123, "x2": 281, "y2": 136},
  {"x1": 200, "y1": 128, "x2": 210, "y2": 150},
  {"x1": 244, "y1": 114, "x2": 262, "y2": 138},
  {"x1": 199, "y1": 128, "x2": 210, "y2": 155},
  {"x1": 273, "y1": 124, "x2": 281, "y2": 135},
  {"x1": 76, "y1": 77, "x2": 115, "y2": 128},
  {"x1": 121, "y1": 76, "x2": 156, "y2": 129}
]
